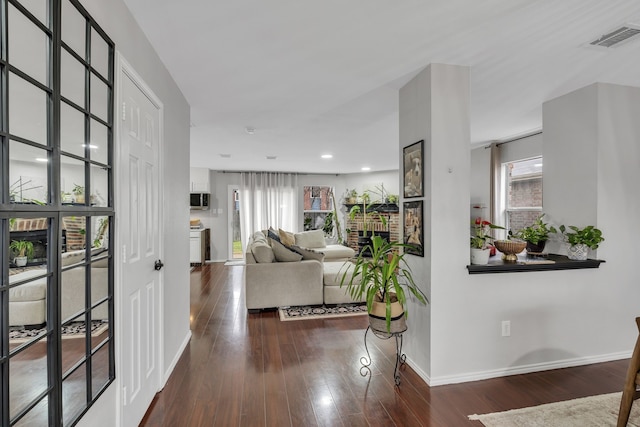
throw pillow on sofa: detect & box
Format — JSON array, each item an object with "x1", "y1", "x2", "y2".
[
  {"x1": 269, "y1": 238, "x2": 303, "y2": 262},
  {"x1": 278, "y1": 228, "x2": 296, "y2": 247},
  {"x1": 294, "y1": 229, "x2": 326, "y2": 249},
  {"x1": 250, "y1": 231, "x2": 275, "y2": 263},
  {"x1": 292, "y1": 245, "x2": 325, "y2": 262}
]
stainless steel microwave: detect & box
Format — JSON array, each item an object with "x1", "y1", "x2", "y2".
[{"x1": 190, "y1": 192, "x2": 210, "y2": 210}]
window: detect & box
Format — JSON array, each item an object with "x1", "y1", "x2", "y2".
[
  {"x1": 303, "y1": 186, "x2": 334, "y2": 232},
  {"x1": 1, "y1": 1, "x2": 115, "y2": 425},
  {"x1": 503, "y1": 157, "x2": 543, "y2": 234}
]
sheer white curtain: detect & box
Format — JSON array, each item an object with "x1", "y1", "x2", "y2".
[{"x1": 239, "y1": 172, "x2": 298, "y2": 252}]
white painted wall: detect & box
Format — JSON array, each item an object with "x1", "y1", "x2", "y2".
[
  {"x1": 399, "y1": 63, "x2": 471, "y2": 383},
  {"x1": 75, "y1": 1, "x2": 191, "y2": 425},
  {"x1": 189, "y1": 170, "x2": 399, "y2": 261}
]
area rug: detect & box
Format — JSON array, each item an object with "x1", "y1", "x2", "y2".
[
  {"x1": 10, "y1": 320, "x2": 109, "y2": 343},
  {"x1": 278, "y1": 303, "x2": 367, "y2": 321},
  {"x1": 468, "y1": 392, "x2": 640, "y2": 426}
]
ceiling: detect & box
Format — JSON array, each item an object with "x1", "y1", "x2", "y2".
[{"x1": 121, "y1": 0, "x2": 640, "y2": 174}]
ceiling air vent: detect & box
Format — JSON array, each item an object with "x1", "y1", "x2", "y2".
[{"x1": 589, "y1": 24, "x2": 640, "y2": 48}]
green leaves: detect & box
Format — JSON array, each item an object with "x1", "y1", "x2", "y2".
[
  {"x1": 559, "y1": 224, "x2": 604, "y2": 250},
  {"x1": 339, "y1": 235, "x2": 428, "y2": 332}
]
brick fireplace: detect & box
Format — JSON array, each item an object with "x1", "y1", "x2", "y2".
[{"x1": 345, "y1": 204, "x2": 400, "y2": 253}]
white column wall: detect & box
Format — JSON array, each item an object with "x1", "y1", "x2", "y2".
[{"x1": 402, "y1": 75, "x2": 640, "y2": 386}]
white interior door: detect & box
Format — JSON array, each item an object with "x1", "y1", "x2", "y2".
[{"x1": 118, "y1": 59, "x2": 163, "y2": 427}]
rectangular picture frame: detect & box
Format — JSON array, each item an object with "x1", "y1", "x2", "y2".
[
  {"x1": 403, "y1": 200, "x2": 424, "y2": 257},
  {"x1": 403, "y1": 140, "x2": 424, "y2": 198}
]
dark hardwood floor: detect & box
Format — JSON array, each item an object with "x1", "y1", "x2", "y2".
[{"x1": 140, "y1": 262, "x2": 630, "y2": 426}]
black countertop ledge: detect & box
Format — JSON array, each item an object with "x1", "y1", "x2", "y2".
[{"x1": 466, "y1": 253, "x2": 605, "y2": 274}]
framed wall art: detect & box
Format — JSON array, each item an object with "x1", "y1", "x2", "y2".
[
  {"x1": 403, "y1": 140, "x2": 423, "y2": 198},
  {"x1": 403, "y1": 200, "x2": 423, "y2": 257}
]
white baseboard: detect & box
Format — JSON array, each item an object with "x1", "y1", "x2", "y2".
[
  {"x1": 162, "y1": 329, "x2": 191, "y2": 387},
  {"x1": 407, "y1": 351, "x2": 631, "y2": 387}
]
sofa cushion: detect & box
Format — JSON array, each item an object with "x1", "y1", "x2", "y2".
[
  {"x1": 270, "y1": 238, "x2": 303, "y2": 262},
  {"x1": 278, "y1": 229, "x2": 296, "y2": 247},
  {"x1": 323, "y1": 261, "x2": 360, "y2": 287},
  {"x1": 250, "y1": 232, "x2": 275, "y2": 263},
  {"x1": 321, "y1": 245, "x2": 356, "y2": 260},
  {"x1": 9, "y1": 279, "x2": 47, "y2": 302},
  {"x1": 292, "y1": 245, "x2": 325, "y2": 262},
  {"x1": 62, "y1": 250, "x2": 85, "y2": 267},
  {"x1": 294, "y1": 229, "x2": 326, "y2": 249}
]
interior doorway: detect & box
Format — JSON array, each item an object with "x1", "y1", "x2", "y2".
[{"x1": 228, "y1": 186, "x2": 242, "y2": 260}]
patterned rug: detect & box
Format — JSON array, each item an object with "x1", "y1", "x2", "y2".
[
  {"x1": 278, "y1": 303, "x2": 368, "y2": 321},
  {"x1": 9, "y1": 320, "x2": 109, "y2": 343}
]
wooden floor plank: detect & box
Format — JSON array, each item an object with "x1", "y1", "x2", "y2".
[{"x1": 141, "y1": 263, "x2": 631, "y2": 426}]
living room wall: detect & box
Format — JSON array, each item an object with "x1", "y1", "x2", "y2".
[
  {"x1": 74, "y1": 0, "x2": 191, "y2": 425},
  {"x1": 403, "y1": 70, "x2": 640, "y2": 386},
  {"x1": 191, "y1": 170, "x2": 399, "y2": 261}
]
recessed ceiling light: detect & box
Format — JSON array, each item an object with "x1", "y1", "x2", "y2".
[
  {"x1": 321, "y1": 154, "x2": 333, "y2": 159},
  {"x1": 266, "y1": 155, "x2": 277, "y2": 160},
  {"x1": 245, "y1": 127, "x2": 255, "y2": 135},
  {"x1": 220, "y1": 154, "x2": 231, "y2": 158},
  {"x1": 361, "y1": 167, "x2": 371, "y2": 171}
]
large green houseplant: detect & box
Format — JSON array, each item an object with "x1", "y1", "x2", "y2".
[{"x1": 340, "y1": 235, "x2": 427, "y2": 333}]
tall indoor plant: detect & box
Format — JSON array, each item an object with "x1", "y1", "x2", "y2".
[{"x1": 340, "y1": 235, "x2": 427, "y2": 333}]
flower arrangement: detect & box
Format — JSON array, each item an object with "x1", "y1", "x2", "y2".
[{"x1": 470, "y1": 218, "x2": 504, "y2": 249}]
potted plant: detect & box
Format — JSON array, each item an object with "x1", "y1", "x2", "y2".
[
  {"x1": 10, "y1": 239, "x2": 35, "y2": 267},
  {"x1": 513, "y1": 214, "x2": 557, "y2": 253},
  {"x1": 340, "y1": 235, "x2": 428, "y2": 333},
  {"x1": 345, "y1": 188, "x2": 358, "y2": 204},
  {"x1": 349, "y1": 191, "x2": 385, "y2": 256},
  {"x1": 73, "y1": 184, "x2": 85, "y2": 204},
  {"x1": 559, "y1": 224, "x2": 604, "y2": 260},
  {"x1": 470, "y1": 218, "x2": 504, "y2": 265}
]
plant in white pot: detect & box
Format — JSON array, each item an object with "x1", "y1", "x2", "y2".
[
  {"x1": 470, "y1": 218, "x2": 504, "y2": 265},
  {"x1": 340, "y1": 235, "x2": 427, "y2": 333},
  {"x1": 10, "y1": 239, "x2": 35, "y2": 267},
  {"x1": 559, "y1": 225, "x2": 604, "y2": 260}
]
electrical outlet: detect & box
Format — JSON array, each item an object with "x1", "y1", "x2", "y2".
[{"x1": 501, "y1": 320, "x2": 511, "y2": 337}]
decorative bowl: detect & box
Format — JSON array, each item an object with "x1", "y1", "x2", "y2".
[{"x1": 493, "y1": 240, "x2": 526, "y2": 262}]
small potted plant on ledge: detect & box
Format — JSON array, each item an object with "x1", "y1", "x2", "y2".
[
  {"x1": 513, "y1": 214, "x2": 557, "y2": 253},
  {"x1": 340, "y1": 235, "x2": 427, "y2": 333},
  {"x1": 470, "y1": 218, "x2": 504, "y2": 265},
  {"x1": 10, "y1": 239, "x2": 35, "y2": 267},
  {"x1": 559, "y1": 224, "x2": 604, "y2": 260}
]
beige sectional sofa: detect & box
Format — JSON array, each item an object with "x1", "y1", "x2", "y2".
[
  {"x1": 8, "y1": 249, "x2": 109, "y2": 327},
  {"x1": 244, "y1": 229, "x2": 364, "y2": 311}
]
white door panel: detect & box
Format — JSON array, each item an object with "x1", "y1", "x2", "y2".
[{"x1": 118, "y1": 58, "x2": 163, "y2": 427}]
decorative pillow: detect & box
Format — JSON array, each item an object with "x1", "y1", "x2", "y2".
[
  {"x1": 269, "y1": 238, "x2": 303, "y2": 262},
  {"x1": 294, "y1": 229, "x2": 326, "y2": 249},
  {"x1": 250, "y1": 240, "x2": 275, "y2": 263},
  {"x1": 292, "y1": 245, "x2": 325, "y2": 262},
  {"x1": 267, "y1": 228, "x2": 281, "y2": 243},
  {"x1": 278, "y1": 228, "x2": 296, "y2": 247}
]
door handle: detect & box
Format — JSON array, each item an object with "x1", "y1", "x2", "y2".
[{"x1": 154, "y1": 259, "x2": 164, "y2": 271}]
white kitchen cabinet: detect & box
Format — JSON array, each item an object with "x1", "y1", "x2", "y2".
[
  {"x1": 190, "y1": 167, "x2": 210, "y2": 192},
  {"x1": 189, "y1": 228, "x2": 210, "y2": 264}
]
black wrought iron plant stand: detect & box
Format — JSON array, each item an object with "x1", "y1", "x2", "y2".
[{"x1": 360, "y1": 325, "x2": 407, "y2": 385}]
